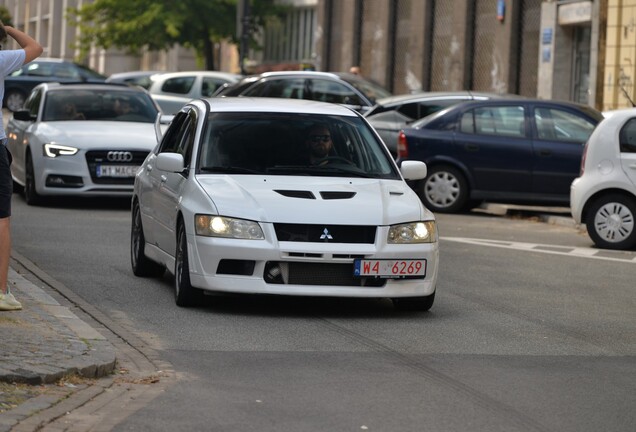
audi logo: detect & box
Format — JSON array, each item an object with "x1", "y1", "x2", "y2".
[{"x1": 106, "y1": 151, "x2": 133, "y2": 162}]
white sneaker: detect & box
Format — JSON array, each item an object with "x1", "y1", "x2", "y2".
[{"x1": 0, "y1": 291, "x2": 22, "y2": 311}]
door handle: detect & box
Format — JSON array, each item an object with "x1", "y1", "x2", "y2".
[
  {"x1": 538, "y1": 149, "x2": 552, "y2": 156},
  {"x1": 465, "y1": 144, "x2": 479, "y2": 152},
  {"x1": 147, "y1": 165, "x2": 153, "y2": 172},
  {"x1": 160, "y1": 175, "x2": 167, "y2": 183},
  {"x1": 629, "y1": 163, "x2": 636, "y2": 169}
]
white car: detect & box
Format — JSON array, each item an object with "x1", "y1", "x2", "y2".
[
  {"x1": 147, "y1": 71, "x2": 242, "y2": 114},
  {"x1": 6, "y1": 82, "x2": 162, "y2": 205},
  {"x1": 571, "y1": 108, "x2": 636, "y2": 250},
  {"x1": 131, "y1": 97, "x2": 439, "y2": 311}
]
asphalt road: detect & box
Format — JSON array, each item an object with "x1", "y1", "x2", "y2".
[{"x1": 9, "y1": 194, "x2": 636, "y2": 432}]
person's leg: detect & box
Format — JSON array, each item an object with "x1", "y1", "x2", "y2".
[
  {"x1": 0, "y1": 216, "x2": 9, "y2": 295},
  {"x1": 0, "y1": 144, "x2": 21, "y2": 310}
]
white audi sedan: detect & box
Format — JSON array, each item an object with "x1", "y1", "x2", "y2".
[
  {"x1": 6, "y1": 82, "x2": 161, "y2": 205},
  {"x1": 132, "y1": 98, "x2": 438, "y2": 311}
]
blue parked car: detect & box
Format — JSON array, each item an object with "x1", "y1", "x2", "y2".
[{"x1": 397, "y1": 98, "x2": 604, "y2": 213}]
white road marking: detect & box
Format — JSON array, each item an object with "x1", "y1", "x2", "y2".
[{"x1": 441, "y1": 237, "x2": 636, "y2": 263}]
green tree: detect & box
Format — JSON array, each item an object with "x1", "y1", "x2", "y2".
[
  {"x1": 0, "y1": 6, "x2": 13, "y2": 28},
  {"x1": 67, "y1": 0, "x2": 286, "y2": 71}
]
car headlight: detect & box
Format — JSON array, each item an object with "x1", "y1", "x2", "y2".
[
  {"x1": 195, "y1": 215, "x2": 264, "y2": 240},
  {"x1": 43, "y1": 143, "x2": 79, "y2": 158},
  {"x1": 388, "y1": 221, "x2": 437, "y2": 244}
]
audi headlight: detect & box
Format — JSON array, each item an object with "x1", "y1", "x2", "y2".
[
  {"x1": 388, "y1": 221, "x2": 437, "y2": 244},
  {"x1": 195, "y1": 215, "x2": 264, "y2": 239},
  {"x1": 43, "y1": 143, "x2": 79, "y2": 158}
]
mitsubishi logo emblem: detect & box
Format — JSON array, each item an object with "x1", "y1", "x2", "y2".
[{"x1": 319, "y1": 228, "x2": 333, "y2": 241}]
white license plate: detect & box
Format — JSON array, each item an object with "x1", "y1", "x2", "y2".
[
  {"x1": 354, "y1": 259, "x2": 427, "y2": 278},
  {"x1": 96, "y1": 165, "x2": 139, "y2": 178}
]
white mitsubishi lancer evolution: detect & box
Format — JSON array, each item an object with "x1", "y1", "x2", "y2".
[{"x1": 131, "y1": 97, "x2": 438, "y2": 311}]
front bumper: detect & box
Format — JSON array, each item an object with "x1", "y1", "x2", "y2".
[{"x1": 187, "y1": 224, "x2": 439, "y2": 298}]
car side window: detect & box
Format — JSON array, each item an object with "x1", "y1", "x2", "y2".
[
  {"x1": 158, "y1": 112, "x2": 188, "y2": 153},
  {"x1": 460, "y1": 106, "x2": 526, "y2": 137},
  {"x1": 310, "y1": 79, "x2": 362, "y2": 105},
  {"x1": 534, "y1": 107, "x2": 596, "y2": 142},
  {"x1": 24, "y1": 62, "x2": 54, "y2": 77},
  {"x1": 619, "y1": 118, "x2": 636, "y2": 153},
  {"x1": 24, "y1": 89, "x2": 42, "y2": 116},
  {"x1": 161, "y1": 77, "x2": 195, "y2": 95},
  {"x1": 174, "y1": 111, "x2": 197, "y2": 166},
  {"x1": 54, "y1": 64, "x2": 80, "y2": 79}
]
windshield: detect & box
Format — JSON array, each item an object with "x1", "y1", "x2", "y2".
[
  {"x1": 197, "y1": 112, "x2": 399, "y2": 179},
  {"x1": 43, "y1": 89, "x2": 158, "y2": 122}
]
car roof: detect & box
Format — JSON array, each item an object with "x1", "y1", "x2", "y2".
[
  {"x1": 373, "y1": 91, "x2": 510, "y2": 106},
  {"x1": 256, "y1": 71, "x2": 344, "y2": 79},
  {"x1": 155, "y1": 71, "x2": 242, "y2": 80},
  {"x1": 107, "y1": 70, "x2": 163, "y2": 79},
  {"x1": 39, "y1": 82, "x2": 150, "y2": 93},
  {"x1": 194, "y1": 96, "x2": 360, "y2": 116}
]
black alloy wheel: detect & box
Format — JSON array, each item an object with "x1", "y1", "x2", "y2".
[
  {"x1": 131, "y1": 202, "x2": 165, "y2": 277},
  {"x1": 174, "y1": 221, "x2": 202, "y2": 307}
]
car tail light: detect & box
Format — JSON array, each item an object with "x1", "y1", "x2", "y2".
[{"x1": 398, "y1": 131, "x2": 408, "y2": 158}]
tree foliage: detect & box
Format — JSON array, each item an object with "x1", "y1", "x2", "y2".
[
  {"x1": 67, "y1": 0, "x2": 286, "y2": 70},
  {"x1": 0, "y1": 6, "x2": 13, "y2": 28}
]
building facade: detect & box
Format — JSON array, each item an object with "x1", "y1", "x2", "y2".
[{"x1": 2, "y1": 0, "x2": 635, "y2": 111}]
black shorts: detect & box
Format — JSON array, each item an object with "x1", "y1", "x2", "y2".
[{"x1": 0, "y1": 145, "x2": 13, "y2": 219}]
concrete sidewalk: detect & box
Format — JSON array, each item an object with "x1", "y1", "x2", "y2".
[{"x1": 0, "y1": 266, "x2": 116, "y2": 385}]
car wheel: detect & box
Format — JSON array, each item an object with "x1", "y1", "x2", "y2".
[
  {"x1": 392, "y1": 292, "x2": 435, "y2": 312},
  {"x1": 24, "y1": 152, "x2": 42, "y2": 206},
  {"x1": 419, "y1": 165, "x2": 469, "y2": 213},
  {"x1": 174, "y1": 221, "x2": 202, "y2": 307},
  {"x1": 5, "y1": 90, "x2": 26, "y2": 112},
  {"x1": 585, "y1": 193, "x2": 636, "y2": 250},
  {"x1": 131, "y1": 202, "x2": 165, "y2": 277}
]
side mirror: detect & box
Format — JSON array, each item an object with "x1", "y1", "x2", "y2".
[
  {"x1": 156, "y1": 152, "x2": 185, "y2": 173},
  {"x1": 13, "y1": 110, "x2": 36, "y2": 121},
  {"x1": 400, "y1": 160, "x2": 427, "y2": 181}
]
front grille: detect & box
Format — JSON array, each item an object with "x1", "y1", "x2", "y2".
[
  {"x1": 274, "y1": 223, "x2": 376, "y2": 244},
  {"x1": 85, "y1": 150, "x2": 149, "y2": 185},
  {"x1": 264, "y1": 262, "x2": 385, "y2": 287}
]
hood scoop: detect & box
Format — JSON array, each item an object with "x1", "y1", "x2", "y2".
[
  {"x1": 320, "y1": 191, "x2": 356, "y2": 200},
  {"x1": 274, "y1": 190, "x2": 316, "y2": 199},
  {"x1": 273, "y1": 190, "x2": 357, "y2": 200}
]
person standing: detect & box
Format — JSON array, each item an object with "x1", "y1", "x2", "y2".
[{"x1": 0, "y1": 22, "x2": 43, "y2": 311}]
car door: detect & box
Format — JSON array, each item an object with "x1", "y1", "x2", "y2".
[
  {"x1": 454, "y1": 103, "x2": 533, "y2": 196},
  {"x1": 6, "y1": 88, "x2": 43, "y2": 185},
  {"x1": 139, "y1": 111, "x2": 189, "y2": 245},
  {"x1": 153, "y1": 109, "x2": 197, "y2": 256},
  {"x1": 531, "y1": 104, "x2": 598, "y2": 196},
  {"x1": 618, "y1": 117, "x2": 636, "y2": 188}
]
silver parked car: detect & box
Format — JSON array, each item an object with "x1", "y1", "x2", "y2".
[
  {"x1": 571, "y1": 108, "x2": 636, "y2": 250},
  {"x1": 147, "y1": 71, "x2": 242, "y2": 114}
]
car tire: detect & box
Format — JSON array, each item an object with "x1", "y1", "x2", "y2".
[
  {"x1": 419, "y1": 165, "x2": 469, "y2": 213},
  {"x1": 392, "y1": 292, "x2": 435, "y2": 312},
  {"x1": 24, "y1": 152, "x2": 43, "y2": 206},
  {"x1": 174, "y1": 221, "x2": 202, "y2": 307},
  {"x1": 131, "y1": 202, "x2": 165, "y2": 277},
  {"x1": 5, "y1": 89, "x2": 26, "y2": 112},
  {"x1": 585, "y1": 193, "x2": 636, "y2": 250}
]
